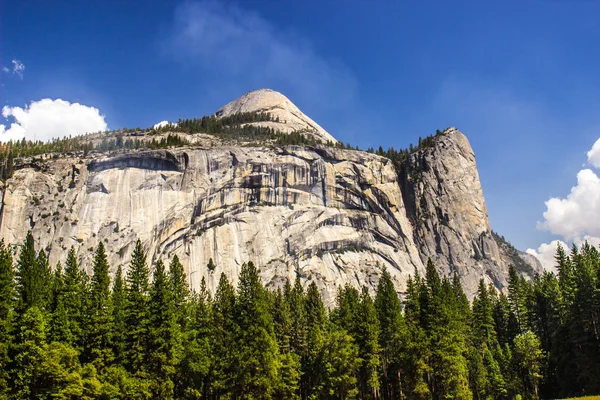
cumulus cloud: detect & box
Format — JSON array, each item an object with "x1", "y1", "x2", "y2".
[
  {"x1": 526, "y1": 240, "x2": 567, "y2": 272},
  {"x1": 539, "y1": 169, "x2": 600, "y2": 240},
  {"x1": 0, "y1": 99, "x2": 108, "y2": 143},
  {"x1": 586, "y1": 137, "x2": 600, "y2": 168},
  {"x1": 532, "y1": 136, "x2": 600, "y2": 270},
  {"x1": 2, "y1": 59, "x2": 25, "y2": 79},
  {"x1": 163, "y1": 1, "x2": 358, "y2": 111},
  {"x1": 153, "y1": 120, "x2": 174, "y2": 129}
]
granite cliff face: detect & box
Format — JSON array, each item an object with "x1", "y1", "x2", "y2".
[
  {"x1": 0, "y1": 90, "x2": 540, "y2": 302},
  {"x1": 398, "y1": 128, "x2": 540, "y2": 296}
]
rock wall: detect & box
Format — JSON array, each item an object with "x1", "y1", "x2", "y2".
[
  {"x1": 0, "y1": 129, "x2": 540, "y2": 303},
  {"x1": 399, "y1": 128, "x2": 541, "y2": 295}
]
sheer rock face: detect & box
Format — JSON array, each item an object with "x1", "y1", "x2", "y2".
[
  {"x1": 0, "y1": 96, "x2": 541, "y2": 302},
  {"x1": 216, "y1": 89, "x2": 338, "y2": 144},
  {"x1": 0, "y1": 146, "x2": 425, "y2": 304},
  {"x1": 399, "y1": 128, "x2": 541, "y2": 295}
]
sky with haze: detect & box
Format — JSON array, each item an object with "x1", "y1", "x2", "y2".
[{"x1": 2, "y1": 0, "x2": 600, "y2": 269}]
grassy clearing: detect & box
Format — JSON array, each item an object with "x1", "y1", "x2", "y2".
[{"x1": 563, "y1": 397, "x2": 600, "y2": 400}]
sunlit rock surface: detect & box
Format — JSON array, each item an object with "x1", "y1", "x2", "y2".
[{"x1": 0, "y1": 91, "x2": 540, "y2": 303}]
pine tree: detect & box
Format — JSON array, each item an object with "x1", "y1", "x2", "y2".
[
  {"x1": 273, "y1": 287, "x2": 292, "y2": 350},
  {"x1": 356, "y1": 287, "x2": 381, "y2": 399},
  {"x1": 512, "y1": 331, "x2": 543, "y2": 399},
  {"x1": 472, "y1": 280, "x2": 497, "y2": 347},
  {"x1": 423, "y1": 261, "x2": 472, "y2": 399},
  {"x1": 375, "y1": 267, "x2": 408, "y2": 400},
  {"x1": 320, "y1": 328, "x2": 360, "y2": 399},
  {"x1": 211, "y1": 272, "x2": 237, "y2": 398},
  {"x1": 15, "y1": 232, "x2": 49, "y2": 312},
  {"x1": 12, "y1": 306, "x2": 47, "y2": 399},
  {"x1": 568, "y1": 242, "x2": 600, "y2": 393},
  {"x1": 286, "y1": 276, "x2": 307, "y2": 357},
  {"x1": 233, "y1": 262, "x2": 280, "y2": 398},
  {"x1": 0, "y1": 240, "x2": 15, "y2": 394},
  {"x1": 125, "y1": 239, "x2": 150, "y2": 372},
  {"x1": 168, "y1": 254, "x2": 188, "y2": 327},
  {"x1": 111, "y1": 265, "x2": 127, "y2": 365},
  {"x1": 509, "y1": 265, "x2": 531, "y2": 335},
  {"x1": 48, "y1": 262, "x2": 73, "y2": 344},
  {"x1": 272, "y1": 287, "x2": 300, "y2": 398},
  {"x1": 555, "y1": 243, "x2": 575, "y2": 310},
  {"x1": 148, "y1": 259, "x2": 178, "y2": 398},
  {"x1": 332, "y1": 284, "x2": 360, "y2": 334},
  {"x1": 177, "y1": 280, "x2": 211, "y2": 399},
  {"x1": 302, "y1": 281, "x2": 328, "y2": 399},
  {"x1": 57, "y1": 247, "x2": 86, "y2": 349},
  {"x1": 35, "y1": 249, "x2": 52, "y2": 309},
  {"x1": 86, "y1": 242, "x2": 113, "y2": 369},
  {"x1": 402, "y1": 272, "x2": 431, "y2": 399},
  {"x1": 471, "y1": 280, "x2": 506, "y2": 399}
]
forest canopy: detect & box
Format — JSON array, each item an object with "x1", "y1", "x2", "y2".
[{"x1": 1, "y1": 233, "x2": 598, "y2": 399}]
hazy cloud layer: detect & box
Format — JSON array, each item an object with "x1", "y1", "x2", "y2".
[
  {"x1": 0, "y1": 99, "x2": 107, "y2": 142},
  {"x1": 164, "y1": 1, "x2": 358, "y2": 111}
]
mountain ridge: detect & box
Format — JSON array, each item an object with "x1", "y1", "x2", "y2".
[{"x1": 0, "y1": 89, "x2": 541, "y2": 302}]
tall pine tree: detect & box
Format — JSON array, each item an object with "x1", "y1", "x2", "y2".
[{"x1": 124, "y1": 239, "x2": 150, "y2": 372}]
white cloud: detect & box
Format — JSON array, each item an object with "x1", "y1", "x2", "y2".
[
  {"x1": 587, "y1": 137, "x2": 600, "y2": 168},
  {"x1": 164, "y1": 1, "x2": 357, "y2": 111},
  {"x1": 2, "y1": 59, "x2": 25, "y2": 79},
  {"x1": 0, "y1": 98, "x2": 107, "y2": 143},
  {"x1": 532, "y1": 136, "x2": 600, "y2": 270},
  {"x1": 153, "y1": 120, "x2": 174, "y2": 129},
  {"x1": 526, "y1": 240, "x2": 567, "y2": 272},
  {"x1": 539, "y1": 168, "x2": 600, "y2": 240}
]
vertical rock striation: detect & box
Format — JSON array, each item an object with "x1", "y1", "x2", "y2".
[{"x1": 0, "y1": 91, "x2": 541, "y2": 303}]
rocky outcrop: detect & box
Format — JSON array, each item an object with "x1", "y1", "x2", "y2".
[
  {"x1": 0, "y1": 145, "x2": 426, "y2": 304},
  {"x1": 0, "y1": 91, "x2": 541, "y2": 302},
  {"x1": 216, "y1": 89, "x2": 338, "y2": 144},
  {"x1": 399, "y1": 128, "x2": 541, "y2": 295}
]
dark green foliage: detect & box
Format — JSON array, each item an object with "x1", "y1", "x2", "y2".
[
  {"x1": 15, "y1": 232, "x2": 51, "y2": 312},
  {"x1": 148, "y1": 259, "x2": 178, "y2": 398},
  {"x1": 233, "y1": 262, "x2": 280, "y2": 398},
  {"x1": 302, "y1": 281, "x2": 328, "y2": 399},
  {"x1": 86, "y1": 241, "x2": 113, "y2": 368},
  {"x1": 211, "y1": 272, "x2": 237, "y2": 397},
  {"x1": 176, "y1": 281, "x2": 211, "y2": 399},
  {"x1": 1, "y1": 233, "x2": 599, "y2": 399},
  {"x1": 356, "y1": 287, "x2": 381, "y2": 398},
  {"x1": 0, "y1": 240, "x2": 14, "y2": 394},
  {"x1": 124, "y1": 239, "x2": 150, "y2": 372},
  {"x1": 62, "y1": 246, "x2": 87, "y2": 349},
  {"x1": 12, "y1": 306, "x2": 48, "y2": 398},
  {"x1": 110, "y1": 265, "x2": 126, "y2": 365},
  {"x1": 375, "y1": 267, "x2": 409, "y2": 400},
  {"x1": 320, "y1": 328, "x2": 361, "y2": 399}
]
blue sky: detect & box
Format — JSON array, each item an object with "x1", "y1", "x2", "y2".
[{"x1": 3, "y1": 0, "x2": 600, "y2": 263}]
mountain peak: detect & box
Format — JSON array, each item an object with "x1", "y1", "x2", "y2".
[{"x1": 215, "y1": 89, "x2": 337, "y2": 143}]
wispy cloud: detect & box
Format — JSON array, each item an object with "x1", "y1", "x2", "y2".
[
  {"x1": 2, "y1": 59, "x2": 25, "y2": 79},
  {"x1": 162, "y1": 1, "x2": 358, "y2": 112}
]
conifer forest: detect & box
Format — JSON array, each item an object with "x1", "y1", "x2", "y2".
[{"x1": 0, "y1": 233, "x2": 598, "y2": 399}]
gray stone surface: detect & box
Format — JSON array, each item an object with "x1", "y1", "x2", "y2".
[{"x1": 0, "y1": 91, "x2": 541, "y2": 304}]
